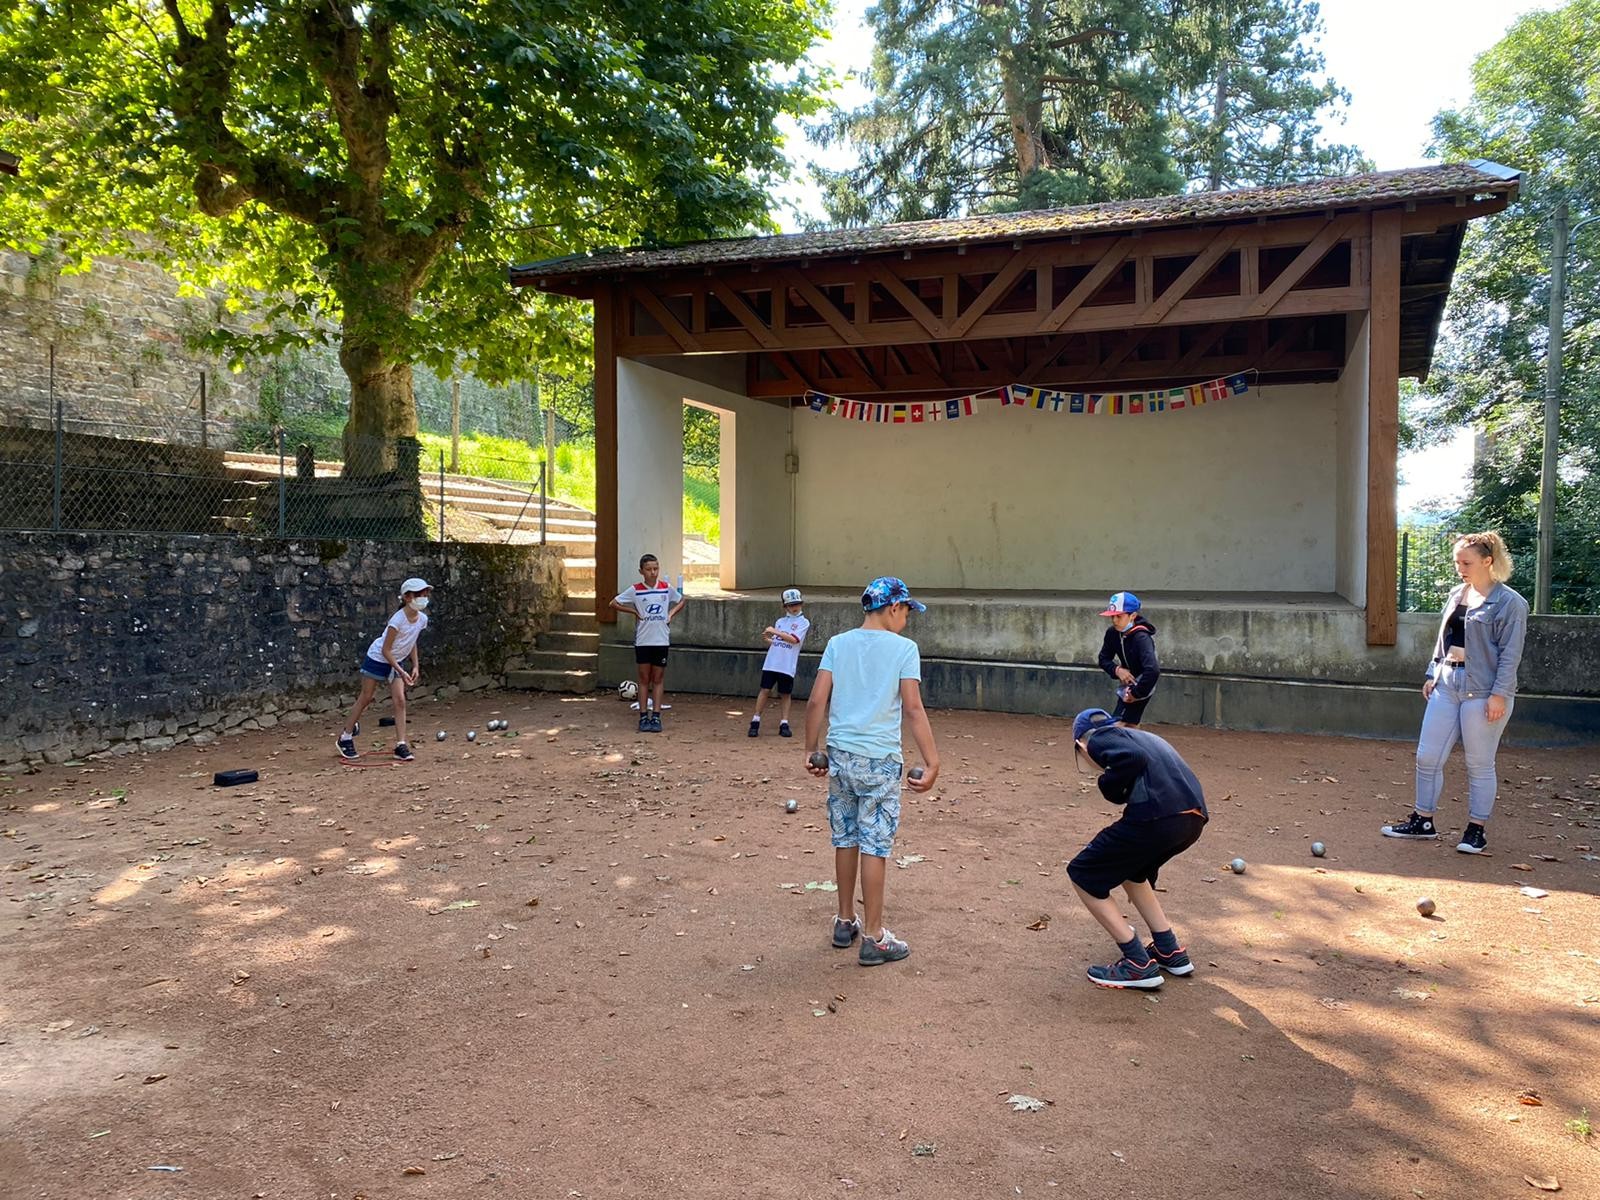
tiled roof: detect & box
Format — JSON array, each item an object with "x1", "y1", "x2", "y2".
[{"x1": 511, "y1": 161, "x2": 1519, "y2": 285}]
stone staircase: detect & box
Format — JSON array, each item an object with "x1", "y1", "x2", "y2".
[{"x1": 506, "y1": 591, "x2": 599, "y2": 693}]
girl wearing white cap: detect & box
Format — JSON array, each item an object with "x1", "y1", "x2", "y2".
[{"x1": 338, "y1": 577, "x2": 431, "y2": 762}]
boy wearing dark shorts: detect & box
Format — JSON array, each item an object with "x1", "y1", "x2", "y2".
[
  {"x1": 1096, "y1": 591, "x2": 1160, "y2": 725},
  {"x1": 749, "y1": 588, "x2": 810, "y2": 738},
  {"x1": 1067, "y1": 708, "x2": 1207, "y2": 989},
  {"x1": 610, "y1": 554, "x2": 684, "y2": 733}
]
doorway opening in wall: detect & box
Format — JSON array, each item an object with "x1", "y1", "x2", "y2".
[{"x1": 683, "y1": 399, "x2": 727, "y2": 587}]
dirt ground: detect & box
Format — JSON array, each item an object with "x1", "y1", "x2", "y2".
[{"x1": 3, "y1": 691, "x2": 1598, "y2": 1200}]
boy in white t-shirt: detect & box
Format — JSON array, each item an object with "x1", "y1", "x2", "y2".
[
  {"x1": 338, "y1": 577, "x2": 430, "y2": 762},
  {"x1": 804, "y1": 576, "x2": 940, "y2": 966},
  {"x1": 610, "y1": 553, "x2": 684, "y2": 734},
  {"x1": 748, "y1": 587, "x2": 810, "y2": 738}
]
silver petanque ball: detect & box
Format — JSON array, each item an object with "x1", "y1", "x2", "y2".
[
  {"x1": 1416, "y1": 896, "x2": 1437, "y2": 917},
  {"x1": 467, "y1": 730, "x2": 477, "y2": 742},
  {"x1": 1229, "y1": 857, "x2": 1247, "y2": 874},
  {"x1": 785, "y1": 798, "x2": 798, "y2": 813},
  {"x1": 1311, "y1": 842, "x2": 1326, "y2": 857},
  {"x1": 436, "y1": 730, "x2": 447, "y2": 741}
]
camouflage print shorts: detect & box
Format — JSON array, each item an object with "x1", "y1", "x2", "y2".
[{"x1": 826, "y1": 746, "x2": 903, "y2": 859}]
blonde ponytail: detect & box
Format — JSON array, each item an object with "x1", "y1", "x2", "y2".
[{"x1": 1454, "y1": 530, "x2": 1513, "y2": 583}]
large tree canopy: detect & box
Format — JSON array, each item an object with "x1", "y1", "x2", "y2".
[
  {"x1": 813, "y1": 0, "x2": 1361, "y2": 224},
  {"x1": 0, "y1": 0, "x2": 825, "y2": 472},
  {"x1": 1422, "y1": 0, "x2": 1600, "y2": 609}
]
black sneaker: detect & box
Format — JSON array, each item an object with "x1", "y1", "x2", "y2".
[
  {"x1": 647, "y1": 713, "x2": 663, "y2": 733},
  {"x1": 337, "y1": 735, "x2": 359, "y2": 761},
  {"x1": 831, "y1": 915, "x2": 861, "y2": 949},
  {"x1": 859, "y1": 928, "x2": 910, "y2": 966},
  {"x1": 778, "y1": 722, "x2": 792, "y2": 738},
  {"x1": 393, "y1": 743, "x2": 414, "y2": 762},
  {"x1": 748, "y1": 720, "x2": 760, "y2": 738},
  {"x1": 1381, "y1": 812, "x2": 1437, "y2": 839},
  {"x1": 1456, "y1": 822, "x2": 1487, "y2": 854},
  {"x1": 1145, "y1": 941, "x2": 1194, "y2": 977},
  {"x1": 638, "y1": 714, "x2": 651, "y2": 734},
  {"x1": 1087, "y1": 956, "x2": 1164, "y2": 989},
  {"x1": 352, "y1": 721, "x2": 360, "y2": 736}
]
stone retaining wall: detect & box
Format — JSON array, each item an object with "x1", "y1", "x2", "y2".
[{"x1": 0, "y1": 532, "x2": 566, "y2": 765}]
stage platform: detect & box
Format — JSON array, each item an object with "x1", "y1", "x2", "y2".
[{"x1": 598, "y1": 587, "x2": 1600, "y2": 744}]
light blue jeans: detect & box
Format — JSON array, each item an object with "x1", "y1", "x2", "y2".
[{"x1": 1414, "y1": 664, "x2": 1514, "y2": 823}]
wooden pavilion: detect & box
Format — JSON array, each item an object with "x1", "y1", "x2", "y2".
[{"x1": 512, "y1": 163, "x2": 1518, "y2": 652}]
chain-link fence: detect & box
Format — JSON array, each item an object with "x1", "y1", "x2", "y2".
[
  {"x1": 0, "y1": 408, "x2": 559, "y2": 543},
  {"x1": 1399, "y1": 521, "x2": 1600, "y2": 614},
  {"x1": 0, "y1": 342, "x2": 604, "y2": 544}
]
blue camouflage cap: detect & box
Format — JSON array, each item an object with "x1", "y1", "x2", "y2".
[
  {"x1": 1073, "y1": 708, "x2": 1116, "y2": 746},
  {"x1": 861, "y1": 576, "x2": 926, "y2": 613}
]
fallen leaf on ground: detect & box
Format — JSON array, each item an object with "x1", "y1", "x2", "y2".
[
  {"x1": 1025, "y1": 916, "x2": 1051, "y2": 931},
  {"x1": 1005, "y1": 1094, "x2": 1050, "y2": 1112},
  {"x1": 1523, "y1": 1176, "x2": 1560, "y2": 1192},
  {"x1": 1516, "y1": 1090, "x2": 1543, "y2": 1105},
  {"x1": 42, "y1": 1019, "x2": 74, "y2": 1033},
  {"x1": 912, "y1": 1143, "x2": 936, "y2": 1157},
  {"x1": 804, "y1": 880, "x2": 838, "y2": 892},
  {"x1": 428, "y1": 900, "x2": 479, "y2": 914},
  {"x1": 894, "y1": 854, "x2": 925, "y2": 869},
  {"x1": 1509, "y1": 863, "x2": 1534, "y2": 871},
  {"x1": 142, "y1": 1074, "x2": 167, "y2": 1084}
]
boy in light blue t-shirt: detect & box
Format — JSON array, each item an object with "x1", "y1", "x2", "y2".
[{"x1": 804, "y1": 576, "x2": 940, "y2": 966}]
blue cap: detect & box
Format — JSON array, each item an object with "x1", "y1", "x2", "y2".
[
  {"x1": 1099, "y1": 591, "x2": 1140, "y2": 616},
  {"x1": 1073, "y1": 708, "x2": 1116, "y2": 746},
  {"x1": 862, "y1": 576, "x2": 926, "y2": 613}
]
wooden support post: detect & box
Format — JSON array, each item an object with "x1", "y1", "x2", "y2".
[
  {"x1": 594, "y1": 287, "x2": 619, "y2": 624},
  {"x1": 1366, "y1": 209, "x2": 1401, "y2": 646}
]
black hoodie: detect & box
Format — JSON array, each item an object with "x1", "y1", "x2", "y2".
[
  {"x1": 1084, "y1": 725, "x2": 1207, "y2": 822},
  {"x1": 1097, "y1": 616, "x2": 1160, "y2": 701}
]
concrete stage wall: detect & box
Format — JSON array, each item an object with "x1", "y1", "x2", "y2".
[{"x1": 600, "y1": 590, "x2": 1600, "y2": 745}]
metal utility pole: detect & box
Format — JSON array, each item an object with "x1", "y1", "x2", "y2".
[{"x1": 1539, "y1": 202, "x2": 1600, "y2": 613}]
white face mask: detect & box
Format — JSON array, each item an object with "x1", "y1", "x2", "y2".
[{"x1": 410, "y1": 595, "x2": 430, "y2": 611}]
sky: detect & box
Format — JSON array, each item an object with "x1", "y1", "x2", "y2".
[{"x1": 774, "y1": 0, "x2": 1565, "y2": 515}]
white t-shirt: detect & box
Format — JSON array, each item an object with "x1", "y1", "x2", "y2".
[
  {"x1": 818, "y1": 627, "x2": 921, "y2": 760},
  {"x1": 761, "y1": 613, "x2": 811, "y2": 677},
  {"x1": 367, "y1": 608, "x2": 427, "y2": 663},
  {"x1": 615, "y1": 582, "x2": 681, "y2": 647}
]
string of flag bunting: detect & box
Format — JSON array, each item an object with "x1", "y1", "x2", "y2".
[{"x1": 802, "y1": 372, "x2": 1254, "y2": 424}]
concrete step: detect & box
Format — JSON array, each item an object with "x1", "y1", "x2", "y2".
[
  {"x1": 506, "y1": 667, "x2": 597, "y2": 693},
  {"x1": 522, "y1": 649, "x2": 600, "y2": 671},
  {"x1": 537, "y1": 629, "x2": 599, "y2": 651},
  {"x1": 551, "y1": 609, "x2": 598, "y2": 632}
]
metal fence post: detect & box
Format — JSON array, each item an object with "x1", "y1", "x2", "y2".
[
  {"x1": 439, "y1": 450, "x2": 446, "y2": 543},
  {"x1": 1398, "y1": 530, "x2": 1410, "y2": 612},
  {"x1": 51, "y1": 343, "x2": 63, "y2": 532},
  {"x1": 199, "y1": 370, "x2": 208, "y2": 450},
  {"x1": 540, "y1": 460, "x2": 547, "y2": 545},
  {"x1": 277, "y1": 429, "x2": 287, "y2": 537}
]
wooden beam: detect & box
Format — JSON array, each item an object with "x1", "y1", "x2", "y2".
[
  {"x1": 781, "y1": 268, "x2": 865, "y2": 345},
  {"x1": 1141, "y1": 227, "x2": 1243, "y2": 325},
  {"x1": 948, "y1": 249, "x2": 1036, "y2": 338},
  {"x1": 1247, "y1": 214, "x2": 1360, "y2": 317},
  {"x1": 616, "y1": 283, "x2": 1371, "y2": 355},
  {"x1": 1367, "y1": 209, "x2": 1402, "y2": 646},
  {"x1": 1172, "y1": 324, "x2": 1230, "y2": 373},
  {"x1": 866, "y1": 263, "x2": 950, "y2": 339},
  {"x1": 1039, "y1": 236, "x2": 1135, "y2": 332},
  {"x1": 629, "y1": 284, "x2": 701, "y2": 352},
  {"x1": 593, "y1": 287, "x2": 619, "y2": 624},
  {"x1": 708, "y1": 280, "x2": 783, "y2": 349}
]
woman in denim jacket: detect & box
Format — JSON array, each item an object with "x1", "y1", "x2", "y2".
[{"x1": 1381, "y1": 531, "x2": 1527, "y2": 854}]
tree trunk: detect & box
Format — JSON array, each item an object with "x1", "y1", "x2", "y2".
[
  {"x1": 1206, "y1": 61, "x2": 1231, "y2": 192},
  {"x1": 338, "y1": 307, "x2": 419, "y2": 479}
]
